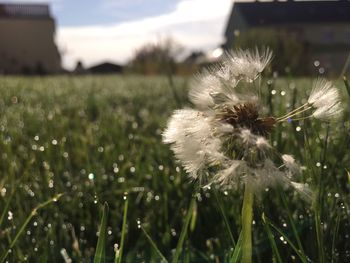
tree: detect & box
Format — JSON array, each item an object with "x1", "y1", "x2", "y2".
[{"x1": 128, "y1": 37, "x2": 183, "y2": 75}]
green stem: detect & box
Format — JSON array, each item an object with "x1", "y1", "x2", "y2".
[{"x1": 241, "y1": 183, "x2": 254, "y2": 263}]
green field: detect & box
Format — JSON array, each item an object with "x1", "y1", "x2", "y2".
[{"x1": 0, "y1": 75, "x2": 349, "y2": 262}]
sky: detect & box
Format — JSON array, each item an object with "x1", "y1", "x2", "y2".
[{"x1": 3, "y1": 0, "x2": 235, "y2": 69}]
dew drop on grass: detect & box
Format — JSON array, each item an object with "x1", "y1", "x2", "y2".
[
  {"x1": 335, "y1": 193, "x2": 340, "y2": 198},
  {"x1": 158, "y1": 165, "x2": 164, "y2": 171},
  {"x1": 117, "y1": 177, "x2": 125, "y2": 183},
  {"x1": 130, "y1": 167, "x2": 136, "y2": 173},
  {"x1": 176, "y1": 166, "x2": 180, "y2": 172},
  {"x1": 34, "y1": 135, "x2": 39, "y2": 141},
  {"x1": 296, "y1": 126, "x2": 301, "y2": 132},
  {"x1": 7, "y1": 211, "x2": 13, "y2": 220},
  {"x1": 136, "y1": 219, "x2": 141, "y2": 229},
  {"x1": 280, "y1": 91, "x2": 286, "y2": 96},
  {"x1": 316, "y1": 162, "x2": 321, "y2": 167},
  {"x1": 271, "y1": 89, "x2": 277, "y2": 95},
  {"x1": 155, "y1": 195, "x2": 160, "y2": 201},
  {"x1": 51, "y1": 139, "x2": 58, "y2": 145},
  {"x1": 88, "y1": 173, "x2": 94, "y2": 180},
  {"x1": 1, "y1": 187, "x2": 7, "y2": 197}
]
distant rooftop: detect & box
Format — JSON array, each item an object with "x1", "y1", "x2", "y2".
[
  {"x1": 0, "y1": 3, "x2": 51, "y2": 19},
  {"x1": 230, "y1": 0, "x2": 350, "y2": 26}
]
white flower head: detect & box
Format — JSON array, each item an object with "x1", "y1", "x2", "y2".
[
  {"x1": 163, "y1": 47, "x2": 323, "y2": 199},
  {"x1": 308, "y1": 78, "x2": 343, "y2": 120},
  {"x1": 222, "y1": 47, "x2": 273, "y2": 82},
  {"x1": 163, "y1": 109, "x2": 223, "y2": 180}
]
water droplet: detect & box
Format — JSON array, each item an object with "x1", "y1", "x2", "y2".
[
  {"x1": 296, "y1": 126, "x2": 301, "y2": 132},
  {"x1": 316, "y1": 162, "x2": 321, "y2": 167},
  {"x1": 335, "y1": 193, "x2": 340, "y2": 198},
  {"x1": 1, "y1": 187, "x2": 6, "y2": 197},
  {"x1": 51, "y1": 139, "x2": 58, "y2": 145},
  {"x1": 7, "y1": 211, "x2": 13, "y2": 221},
  {"x1": 271, "y1": 89, "x2": 277, "y2": 95},
  {"x1": 88, "y1": 173, "x2": 95, "y2": 180},
  {"x1": 280, "y1": 91, "x2": 286, "y2": 96}
]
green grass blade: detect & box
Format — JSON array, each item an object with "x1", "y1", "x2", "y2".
[
  {"x1": 343, "y1": 76, "x2": 350, "y2": 98},
  {"x1": 171, "y1": 195, "x2": 196, "y2": 263},
  {"x1": 94, "y1": 202, "x2": 109, "y2": 263},
  {"x1": 229, "y1": 231, "x2": 242, "y2": 263},
  {"x1": 331, "y1": 213, "x2": 341, "y2": 263},
  {"x1": 0, "y1": 188, "x2": 15, "y2": 229},
  {"x1": 141, "y1": 226, "x2": 168, "y2": 263},
  {"x1": 279, "y1": 191, "x2": 307, "y2": 263},
  {"x1": 263, "y1": 215, "x2": 307, "y2": 262},
  {"x1": 262, "y1": 213, "x2": 283, "y2": 263},
  {"x1": 115, "y1": 197, "x2": 128, "y2": 263},
  {"x1": 0, "y1": 194, "x2": 63, "y2": 263},
  {"x1": 213, "y1": 188, "x2": 236, "y2": 246}
]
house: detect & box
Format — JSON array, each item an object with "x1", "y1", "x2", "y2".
[
  {"x1": 88, "y1": 62, "x2": 123, "y2": 74},
  {"x1": 223, "y1": 0, "x2": 350, "y2": 75},
  {"x1": 0, "y1": 3, "x2": 61, "y2": 74}
]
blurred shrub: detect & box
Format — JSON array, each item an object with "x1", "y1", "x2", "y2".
[
  {"x1": 233, "y1": 29, "x2": 310, "y2": 75},
  {"x1": 128, "y1": 37, "x2": 184, "y2": 75}
]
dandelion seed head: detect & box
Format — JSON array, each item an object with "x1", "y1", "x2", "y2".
[{"x1": 308, "y1": 79, "x2": 343, "y2": 120}]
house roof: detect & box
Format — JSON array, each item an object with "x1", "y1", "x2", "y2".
[
  {"x1": 226, "y1": 0, "x2": 350, "y2": 36},
  {"x1": 0, "y1": 3, "x2": 51, "y2": 19}
]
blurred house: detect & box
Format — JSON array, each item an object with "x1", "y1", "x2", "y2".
[
  {"x1": 0, "y1": 3, "x2": 61, "y2": 74},
  {"x1": 224, "y1": 0, "x2": 350, "y2": 75},
  {"x1": 88, "y1": 62, "x2": 123, "y2": 74}
]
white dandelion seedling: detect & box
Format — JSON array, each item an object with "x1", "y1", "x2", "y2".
[{"x1": 163, "y1": 48, "x2": 343, "y2": 263}]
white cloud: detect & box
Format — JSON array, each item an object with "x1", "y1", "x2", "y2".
[{"x1": 57, "y1": 0, "x2": 233, "y2": 69}]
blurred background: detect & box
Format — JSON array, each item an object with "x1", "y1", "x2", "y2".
[{"x1": 1, "y1": 0, "x2": 349, "y2": 77}]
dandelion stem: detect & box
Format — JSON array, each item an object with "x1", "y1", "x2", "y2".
[{"x1": 241, "y1": 183, "x2": 254, "y2": 263}]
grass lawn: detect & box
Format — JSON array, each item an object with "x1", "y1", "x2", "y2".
[{"x1": 0, "y1": 75, "x2": 349, "y2": 262}]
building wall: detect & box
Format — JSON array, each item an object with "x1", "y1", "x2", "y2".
[
  {"x1": 227, "y1": 22, "x2": 350, "y2": 75},
  {"x1": 0, "y1": 18, "x2": 61, "y2": 74}
]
